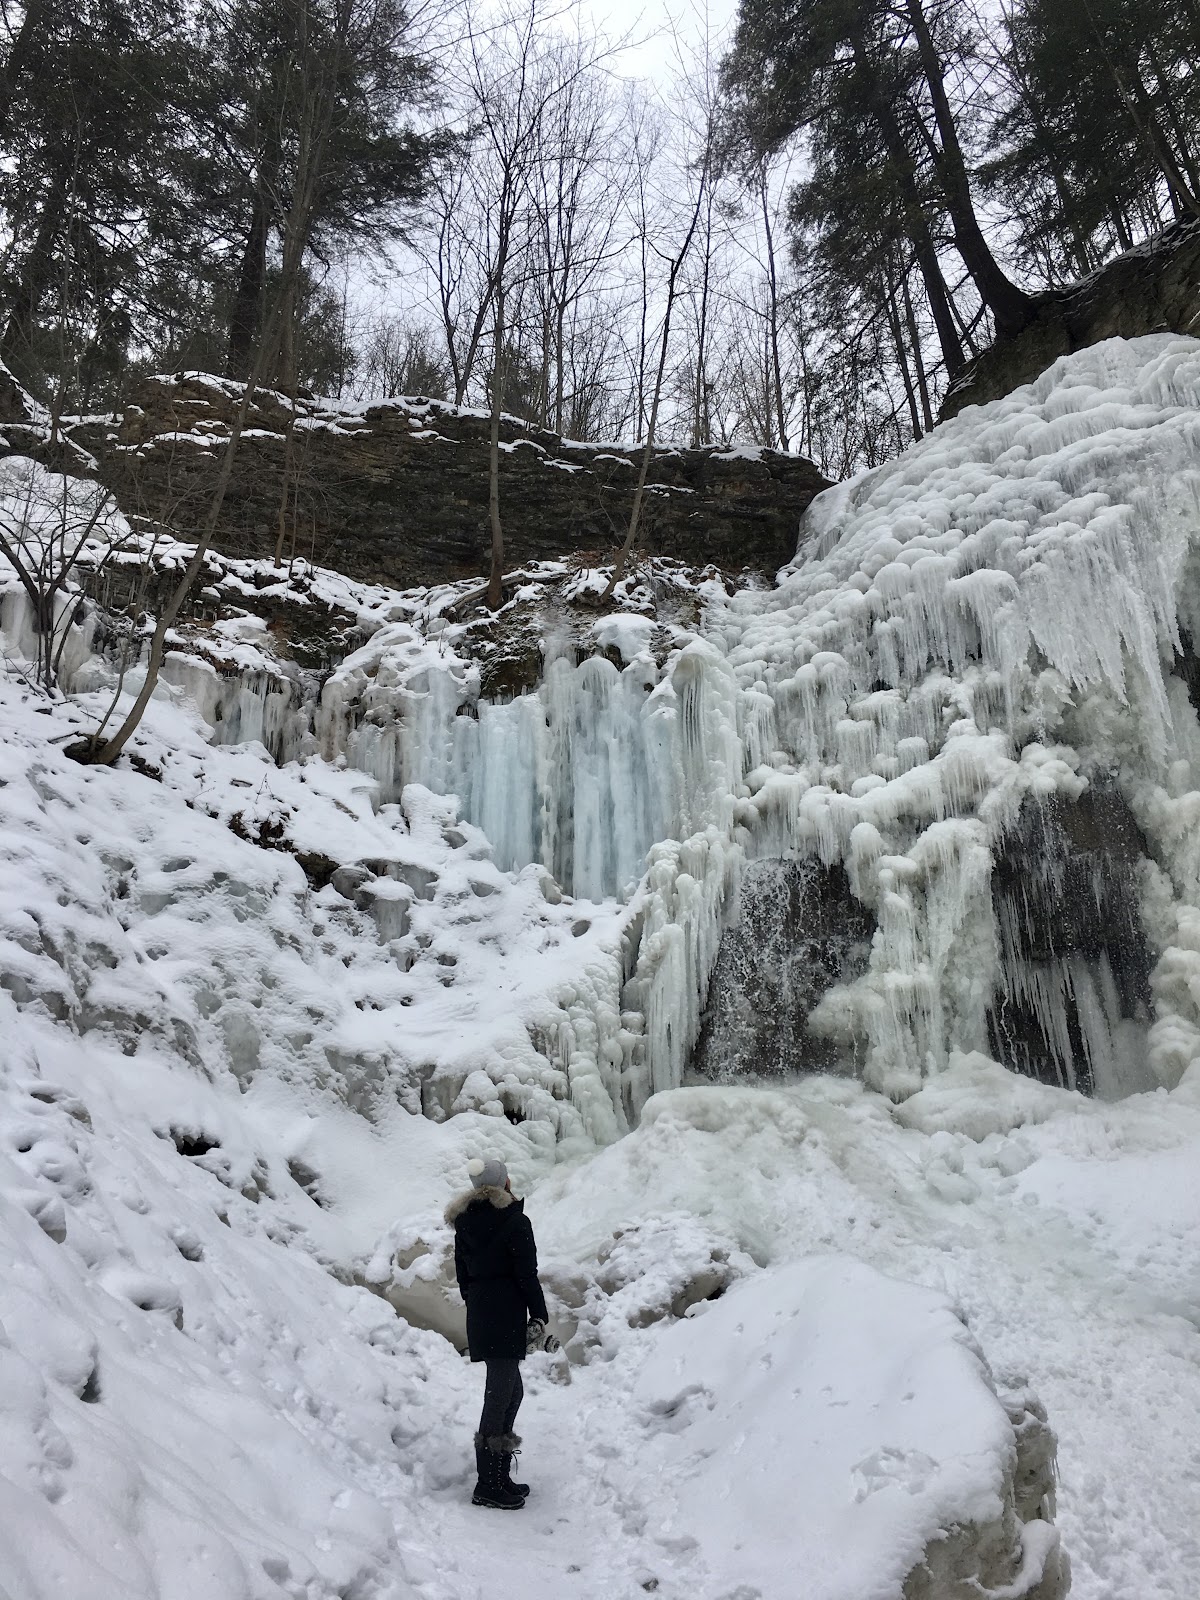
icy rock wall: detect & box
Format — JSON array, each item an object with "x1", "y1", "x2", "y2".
[
  {"x1": 694, "y1": 335, "x2": 1200, "y2": 1099},
  {"x1": 989, "y1": 787, "x2": 1155, "y2": 1096},
  {"x1": 160, "y1": 653, "x2": 314, "y2": 766},
  {"x1": 690, "y1": 857, "x2": 875, "y2": 1082},
  {"x1": 314, "y1": 628, "x2": 743, "y2": 903},
  {"x1": 13, "y1": 336, "x2": 1200, "y2": 1129}
]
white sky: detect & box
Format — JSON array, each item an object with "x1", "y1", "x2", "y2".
[{"x1": 580, "y1": 0, "x2": 739, "y2": 83}]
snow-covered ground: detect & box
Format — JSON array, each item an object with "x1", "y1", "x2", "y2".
[{"x1": 3, "y1": 337, "x2": 1200, "y2": 1597}]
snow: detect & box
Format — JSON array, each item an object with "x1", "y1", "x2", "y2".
[
  {"x1": 3, "y1": 335, "x2": 1200, "y2": 1596},
  {"x1": 632, "y1": 1259, "x2": 1024, "y2": 1600}
]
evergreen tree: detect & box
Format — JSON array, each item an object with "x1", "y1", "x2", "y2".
[
  {"x1": 0, "y1": 0, "x2": 198, "y2": 406},
  {"x1": 722, "y1": 0, "x2": 1034, "y2": 370},
  {"x1": 982, "y1": 0, "x2": 1200, "y2": 280},
  {"x1": 204, "y1": 0, "x2": 446, "y2": 388}
]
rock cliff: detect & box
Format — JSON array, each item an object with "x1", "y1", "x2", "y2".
[
  {"x1": 55, "y1": 374, "x2": 829, "y2": 588},
  {"x1": 942, "y1": 220, "x2": 1200, "y2": 418}
]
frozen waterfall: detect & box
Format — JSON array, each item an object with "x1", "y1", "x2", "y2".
[
  {"x1": 85, "y1": 334, "x2": 1200, "y2": 1127},
  {"x1": 313, "y1": 630, "x2": 742, "y2": 904}
]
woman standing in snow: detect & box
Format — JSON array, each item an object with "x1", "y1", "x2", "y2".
[{"x1": 446, "y1": 1157, "x2": 550, "y2": 1510}]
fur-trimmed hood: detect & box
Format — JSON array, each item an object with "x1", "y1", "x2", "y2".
[{"x1": 445, "y1": 1184, "x2": 517, "y2": 1225}]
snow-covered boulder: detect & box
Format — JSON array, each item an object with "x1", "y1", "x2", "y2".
[{"x1": 632, "y1": 1257, "x2": 1067, "y2": 1600}]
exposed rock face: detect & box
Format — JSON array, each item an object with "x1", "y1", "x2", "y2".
[
  {"x1": 689, "y1": 857, "x2": 874, "y2": 1081},
  {"x1": 687, "y1": 786, "x2": 1155, "y2": 1100},
  {"x1": 904, "y1": 1384, "x2": 1069, "y2": 1600},
  {"x1": 63, "y1": 375, "x2": 829, "y2": 587},
  {"x1": 942, "y1": 220, "x2": 1200, "y2": 418},
  {"x1": 988, "y1": 787, "x2": 1153, "y2": 1098}
]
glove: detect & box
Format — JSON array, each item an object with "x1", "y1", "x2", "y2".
[{"x1": 527, "y1": 1318, "x2": 560, "y2": 1354}]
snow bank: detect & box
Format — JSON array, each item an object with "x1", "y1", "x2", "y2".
[
  {"x1": 0, "y1": 994, "x2": 460, "y2": 1600},
  {"x1": 633, "y1": 1257, "x2": 1063, "y2": 1600}
]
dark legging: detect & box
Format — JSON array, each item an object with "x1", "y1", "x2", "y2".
[{"x1": 478, "y1": 1357, "x2": 523, "y2": 1441}]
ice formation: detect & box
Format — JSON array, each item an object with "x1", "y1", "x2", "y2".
[
  {"x1": 9, "y1": 340, "x2": 1200, "y2": 1598},
  {"x1": 249, "y1": 341, "x2": 1200, "y2": 1108},
  {"x1": 9, "y1": 335, "x2": 1200, "y2": 1132}
]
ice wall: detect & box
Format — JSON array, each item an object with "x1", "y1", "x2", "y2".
[
  {"x1": 313, "y1": 628, "x2": 742, "y2": 903},
  {"x1": 673, "y1": 335, "x2": 1200, "y2": 1102}
]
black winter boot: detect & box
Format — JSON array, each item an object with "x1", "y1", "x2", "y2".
[
  {"x1": 498, "y1": 1433, "x2": 529, "y2": 1496},
  {"x1": 472, "y1": 1434, "x2": 525, "y2": 1510}
]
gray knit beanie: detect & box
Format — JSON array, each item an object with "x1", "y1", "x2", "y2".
[{"x1": 468, "y1": 1157, "x2": 509, "y2": 1190}]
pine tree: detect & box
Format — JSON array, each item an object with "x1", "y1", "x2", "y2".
[
  {"x1": 203, "y1": 0, "x2": 446, "y2": 388},
  {"x1": 0, "y1": 0, "x2": 198, "y2": 406},
  {"x1": 982, "y1": 0, "x2": 1200, "y2": 279},
  {"x1": 722, "y1": 0, "x2": 1034, "y2": 371}
]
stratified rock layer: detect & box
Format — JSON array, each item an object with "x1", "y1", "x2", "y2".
[
  {"x1": 942, "y1": 220, "x2": 1200, "y2": 417},
  {"x1": 61, "y1": 375, "x2": 829, "y2": 587}
]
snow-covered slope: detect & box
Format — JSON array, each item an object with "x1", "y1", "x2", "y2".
[
  {"x1": 3, "y1": 336, "x2": 1200, "y2": 1598},
  {"x1": 0, "y1": 676, "x2": 1075, "y2": 1600}
]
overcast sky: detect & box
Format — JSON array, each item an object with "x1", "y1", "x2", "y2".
[{"x1": 581, "y1": 0, "x2": 739, "y2": 83}]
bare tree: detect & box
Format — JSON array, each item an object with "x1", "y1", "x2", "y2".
[
  {"x1": 0, "y1": 457, "x2": 124, "y2": 691},
  {"x1": 422, "y1": 156, "x2": 497, "y2": 404},
  {"x1": 603, "y1": 116, "x2": 714, "y2": 598},
  {"x1": 525, "y1": 43, "x2": 628, "y2": 434},
  {"x1": 456, "y1": 0, "x2": 616, "y2": 608},
  {"x1": 358, "y1": 312, "x2": 451, "y2": 398}
]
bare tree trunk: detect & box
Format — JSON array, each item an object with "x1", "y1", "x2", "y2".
[
  {"x1": 903, "y1": 0, "x2": 1035, "y2": 335},
  {"x1": 760, "y1": 175, "x2": 789, "y2": 451},
  {"x1": 227, "y1": 147, "x2": 279, "y2": 380},
  {"x1": 486, "y1": 280, "x2": 507, "y2": 610},
  {"x1": 900, "y1": 267, "x2": 934, "y2": 431},
  {"x1": 885, "y1": 279, "x2": 922, "y2": 439},
  {"x1": 850, "y1": 33, "x2": 966, "y2": 378},
  {"x1": 87, "y1": 294, "x2": 290, "y2": 764},
  {"x1": 603, "y1": 154, "x2": 709, "y2": 600}
]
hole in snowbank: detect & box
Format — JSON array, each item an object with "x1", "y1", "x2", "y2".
[{"x1": 168, "y1": 1127, "x2": 220, "y2": 1159}]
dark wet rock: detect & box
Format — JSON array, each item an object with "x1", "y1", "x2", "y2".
[
  {"x1": 689, "y1": 858, "x2": 875, "y2": 1081},
  {"x1": 942, "y1": 219, "x2": 1200, "y2": 419},
  {"x1": 0, "y1": 361, "x2": 34, "y2": 425},
  {"x1": 62, "y1": 375, "x2": 830, "y2": 587},
  {"x1": 988, "y1": 784, "x2": 1153, "y2": 1096}
]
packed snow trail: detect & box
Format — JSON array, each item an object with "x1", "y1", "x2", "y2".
[{"x1": 288, "y1": 1067, "x2": 1200, "y2": 1600}]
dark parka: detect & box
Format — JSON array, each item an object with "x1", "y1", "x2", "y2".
[{"x1": 446, "y1": 1184, "x2": 549, "y2": 1361}]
